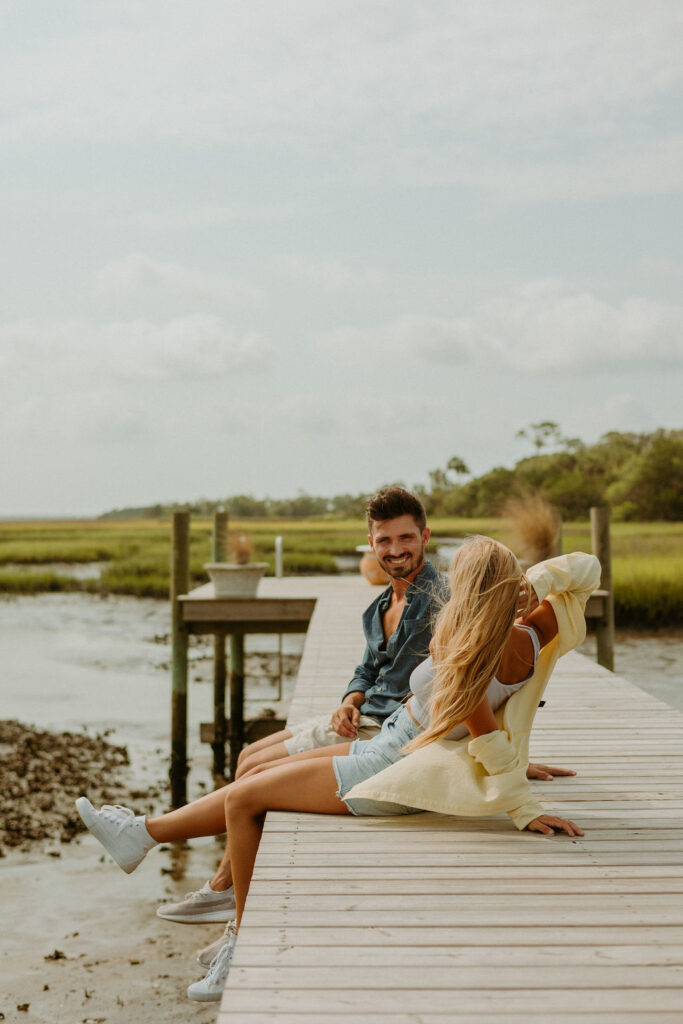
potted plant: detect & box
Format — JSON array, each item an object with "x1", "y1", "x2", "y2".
[{"x1": 204, "y1": 532, "x2": 269, "y2": 597}]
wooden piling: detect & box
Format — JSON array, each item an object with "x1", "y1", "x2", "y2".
[
  {"x1": 553, "y1": 512, "x2": 563, "y2": 557},
  {"x1": 170, "y1": 510, "x2": 190, "y2": 808},
  {"x1": 212, "y1": 509, "x2": 229, "y2": 779},
  {"x1": 590, "y1": 504, "x2": 615, "y2": 672},
  {"x1": 229, "y1": 634, "x2": 245, "y2": 779}
]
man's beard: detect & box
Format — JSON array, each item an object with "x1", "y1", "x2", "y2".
[{"x1": 375, "y1": 544, "x2": 425, "y2": 579}]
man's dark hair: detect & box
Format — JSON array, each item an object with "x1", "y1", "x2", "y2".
[{"x1": 365, "y1": 486, "x2": 427, "y2": 533}]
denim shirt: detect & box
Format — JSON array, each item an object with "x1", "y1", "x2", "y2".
[{"x1": 341, "y1": 560, "x2": 447, "y2": 722}]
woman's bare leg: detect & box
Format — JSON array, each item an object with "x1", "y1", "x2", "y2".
[
  {"x1": 212, "y1": 743, "x2": 353, "y2": 889},
  {"x1": 146, "y1": 746, "x2": 352, "y2": 896},
  {"x1": 145, "y1": 786, "x2": 230, "y2": 843},
  {"x1": 225, "y1": 758, "x2": 348, "y2": 927}
]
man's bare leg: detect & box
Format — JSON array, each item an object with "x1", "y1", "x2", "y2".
[
  {"x1": 236, "y1": 739, "x2": 293, "y2": 778},
  {"x1": 235, "y1": 728, "x2": 294, "y2": 773}
]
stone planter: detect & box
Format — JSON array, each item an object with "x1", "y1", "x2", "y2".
[{"x1": 204, "y1": 562, "x2": 269, "y2": 597}]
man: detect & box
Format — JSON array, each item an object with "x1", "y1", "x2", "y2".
[
  {"x1": 156, "y1": 486, "x2": 571, "y2": 940},
  {"x1": 236, "y1": 485, "x2": 444, "y2": 774}
]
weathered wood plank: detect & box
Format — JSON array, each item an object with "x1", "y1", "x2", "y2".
[
  {"x1": 221, "y1": 989, "x2": 683, "y2": 1014},
  {"x1": 218, "y1": 1016, "x2": 683, "y2": 1024},
  {"x1": 238, "y1": 907, "x2": 683, "y2": 926},
  {"x1": 232, "y1": 943, "x2": 683, "y2": 967},
  {"x1": 228, "y1": 964, "x2": 683, "y2": 989},
  {"x1": 229, "y1": 925, "x2": 683, "y2": 947},
  {"x1": 246, "y1": 878, "x2": 683, "y2": 896}
]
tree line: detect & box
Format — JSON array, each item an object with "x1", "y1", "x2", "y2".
[{"x1": 101, "y1": 427, "x2": 682, "y2": 522}]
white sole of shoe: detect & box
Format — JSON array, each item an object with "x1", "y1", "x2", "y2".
[
  {"x1": 157, "y1": 907, "x2": 235, "y2": 924},
  {"x1": 75, "y1": 797, "x2": 139, "y2": 874},
  {"x1": 186, "y1": 987, "x2": 223, "y2": 1002}
]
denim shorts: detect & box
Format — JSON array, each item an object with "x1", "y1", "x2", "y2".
[{"x1": 332, "y1": 705, "x2": 423, "y2": 816}]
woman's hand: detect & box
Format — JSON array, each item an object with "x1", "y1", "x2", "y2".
[
  {"x1": 516, "y1": 578, "x2": 540, "y2": 620},
  {"x1": 526, "y1": 814, "x2": 584, "y2": 837},
  {"x1": 527, "y1": 762, "x2": 576, "y2": 781}
]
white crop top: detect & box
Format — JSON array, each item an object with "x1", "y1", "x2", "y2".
[{"x1": 408, "y1": 623, "x2": 541, "y2": 742}]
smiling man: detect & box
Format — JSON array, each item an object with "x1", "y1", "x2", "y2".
[{"x1": 236, "y1": 486, "x2": 440, "y2": 773}]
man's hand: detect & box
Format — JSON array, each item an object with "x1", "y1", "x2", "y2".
[
  {"x1": 526, "y1": 815, "x2": 584, "y2": 837},
  {"x1": 330, "y1": 702, "x2": 361, "y2": 738},
  {"x1": 527, "y1": 763, "x2": 577, "y2": 781}
]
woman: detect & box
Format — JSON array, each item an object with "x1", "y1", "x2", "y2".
[{"x1": 77, "y1": 538, "x2": 595, "y2": 999}]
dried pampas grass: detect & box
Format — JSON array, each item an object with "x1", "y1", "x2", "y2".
[{"x1": 503, "y1": 494, "x2": 561, "y2": 565}]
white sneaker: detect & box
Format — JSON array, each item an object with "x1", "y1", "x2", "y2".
[
  {"x1": 187, "y1": 923, "x2": 237, "y2": 1002},
  {"x1": 157, "y1": 880, "x2": 236, "y2": 923},
  {"x1": 197, "y1": 920, "x2": 236, "y2": 968},
  {"x1": 75, "y1": 797, "x2": 157, "y2": 873}
]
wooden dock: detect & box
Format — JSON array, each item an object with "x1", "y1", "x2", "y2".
[{"x1": 218, "y1": 575, "x2": 683, "y2": 1023}]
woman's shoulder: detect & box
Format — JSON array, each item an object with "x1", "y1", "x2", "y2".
[{"x1": 497, "y1": 624, "x2": 538, "y2": 686}]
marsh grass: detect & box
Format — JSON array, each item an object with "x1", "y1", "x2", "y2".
[{"x1": 1, "y1": 517, "x2": 682, "y2": 624}]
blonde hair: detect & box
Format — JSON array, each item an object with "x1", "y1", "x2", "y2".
[{"x1": 405, "y1": 536, "x2": 524, "y2": 752}]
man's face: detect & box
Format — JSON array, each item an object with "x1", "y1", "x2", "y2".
[{"x1": 368, "y1": 514, "x2": 431, "y2": 580}]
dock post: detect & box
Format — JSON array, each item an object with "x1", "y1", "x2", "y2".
[
  {"x1": 553, "y1": 512, "x2": 563, "y2": 557},
  {"x1": 212, "y1": 509, "x2": 229, "y2": 779},
  {"x1": 170, "y1": 510, "x2": 190, "y2": 808},
  {"x1": 229, "y1": 634, "x2": 245, "y2": 780},
  {"x1": 590, "y1": 505, "x2": 615, "y2": 672},
  {"x1": 275, "y1": 535, "x2": 283, "y2": 698}
]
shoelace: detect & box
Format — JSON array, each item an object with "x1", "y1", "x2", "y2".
[
  {"x1": 183, "y1": 888, "x2": 215, "y2": 903},
  {"x1": 199, "y1": 920, "x2": 237, "y2": 963},
  {"x1": 205, "y1": 930, "x2": 236, "y2": 985},
  {"x1": 183, "y1": 886, "x2": 232, "y2": 903},
  {"x1": 100, "y1": 805, "x2": 136, "y2": 834}
]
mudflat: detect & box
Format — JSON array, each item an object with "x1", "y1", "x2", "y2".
[
  {"x1": 0, "y1": 594, "x2": 273, "y2": 1024},
  {"x1": 1, "y1": 822, "x2": 227, "y2": 1024}
]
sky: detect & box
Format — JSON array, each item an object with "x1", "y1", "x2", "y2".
[{"x1": 1, "y1": 0, "x2": 681, "y2": 516}]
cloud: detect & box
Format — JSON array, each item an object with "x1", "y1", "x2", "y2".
[
  {"x1": 137, "y1": 201, "x2": 312, "y2": 231},
  {"x1": 275, "y1": 254, "x2": 384, "y2": 292},
  {"x1": 440, "y1": 282, "x2": 683, "y2": 372},
  {"x1": 558, "y1": 392, "x2": 660, "y2": 449},
  {"x1": 319, "y1": 315, "x2": 473, "y2": 363},
  {"x1": 93, "y1": 253, "x2": 260, "y2": 304},
  {"x1": 0, "y1": 315, "x2": 273, "y2": 382},
  {"x1": 317, "y1": 282, "x2": 683, "y2": 373},
  {"x1": 1, "y1": 3, "x2": 680, "y2": 200},
  {"x1": 271, "y1": 395, "x2": 338, "y2": 434}
]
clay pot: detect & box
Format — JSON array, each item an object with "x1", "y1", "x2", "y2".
[{"x1": 357, "y1": 547, "x2": 389, "y2": 586}]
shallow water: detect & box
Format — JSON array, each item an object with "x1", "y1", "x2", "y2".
[
  {"x1": 579, "y1": 629, "x2": 683, "y2": 713},
  {"x1": 0, "y1": 592, "x2": 303, "y2": 800}
]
